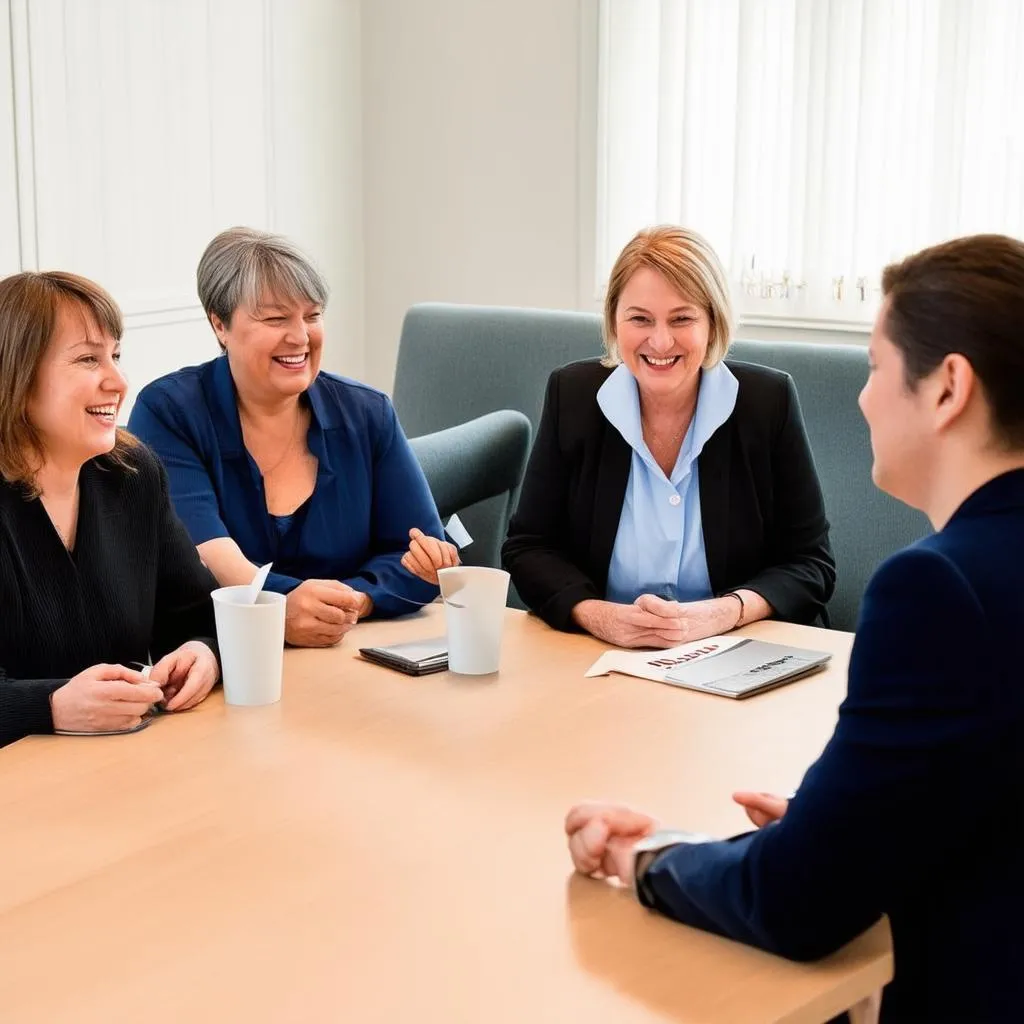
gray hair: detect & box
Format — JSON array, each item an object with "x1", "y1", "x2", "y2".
[{"x1": 196, "y1": 226, "x2": 329, "y2": 330}]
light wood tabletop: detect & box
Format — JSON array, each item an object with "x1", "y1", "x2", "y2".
[{"x1": 0, "y1": 606, "x2": 891, "y2": 1024}]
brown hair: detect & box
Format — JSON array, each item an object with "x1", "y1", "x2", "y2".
[
  {"x1": 882, "y1": 233, "x2": 1024, "y2": 450},
  {"x1": 0, "y1": 271, "x2": 137, "y2": 492},
  {"x1": 602, "y1": 226, "x2": 734, "y2": 368}
]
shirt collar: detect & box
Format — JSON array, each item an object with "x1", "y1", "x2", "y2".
[
  {"x1": 203, "y1": 355, "x2": 245, "y2": 457},
  {"x1": 597, "y1": 361, "x2": 738, "y2": 480}
]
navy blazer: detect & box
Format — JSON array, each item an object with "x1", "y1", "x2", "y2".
[
  {"x1": 127, "y1": 355, "x2": 444, "y2": 617},
  {"x1": 639, "y1": 469, "x2": 1024, "y2": 1022}
]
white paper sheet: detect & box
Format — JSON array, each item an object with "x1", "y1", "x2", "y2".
[
  {"x1": 444, "y1": 513, "x2": 474, "y2": 549},
  {"x1": 584, "y1": 635, "x2": 745, "y2": 682}
]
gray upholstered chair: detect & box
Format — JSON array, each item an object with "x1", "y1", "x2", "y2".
[
  {"x1": 393, "y1": 303, "x2": 602, "y2": 439},
  {"x1": 408, "y1": 410, "x2": 531, "y2": 571},
  {"x1": 393, "y1": 303, "x2": 600, "y2": 589},
  {"x1": 393, "y1": 303, "x2": 930, "y2": 629},
  {"x1": 728, "y1": 340, "x2": 930, "y2": 630}
]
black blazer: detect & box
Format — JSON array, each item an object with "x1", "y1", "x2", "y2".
[
  {"x1": 501, "y1": 359, "x2": 835, "y2": 630},
  {"x1": 0, "y1": 444, "x2": 218, "y2": 747}
]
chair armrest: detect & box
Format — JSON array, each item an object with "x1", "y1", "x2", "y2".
[{"x1": 409, "y1": 410, "x2": 532, "y2": 520}]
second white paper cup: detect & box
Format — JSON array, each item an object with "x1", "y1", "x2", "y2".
[
  {"x1": 437, "y1": 566, "x2": 510, "y2": 675},
  {"x1": 212, "y1": 586, "x2": 287, "y2": 706}
]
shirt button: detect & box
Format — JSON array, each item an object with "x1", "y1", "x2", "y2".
[{"x1": 669, "y1": 494, "x2": 681, "y2": 506}]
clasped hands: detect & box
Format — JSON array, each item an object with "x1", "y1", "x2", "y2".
[
  {"x1": 565, "y1": 792, "x2": 789, "y2": 885},
  {"x1": 572, "y1": 593, "x2": 740, "y2": 649},
  {"x1": 50, "y1": 640, "x2": 219, "y2": 734}
]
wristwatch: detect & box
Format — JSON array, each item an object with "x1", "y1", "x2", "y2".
[{"x1": 633, "y1": 829, "x2": 714, "y2": 905}]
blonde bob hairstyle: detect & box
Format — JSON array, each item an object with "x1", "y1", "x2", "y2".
[{"x1": 602, "y1": 226, "x2": 734, "y2": 369}]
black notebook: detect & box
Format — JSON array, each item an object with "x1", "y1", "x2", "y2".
[{"x1": 358, "y1": 637, "x2": 449, "y2": 676}]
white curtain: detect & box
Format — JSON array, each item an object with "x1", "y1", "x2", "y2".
[{"x1": 597, "y1": 0, "x2": 1024, "y2": 324}]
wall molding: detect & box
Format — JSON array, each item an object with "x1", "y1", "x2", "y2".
[
  {"x1": 1, "y1": 0, "x2": 363, "y2": 402},
  {"x1": 6, "y1": 0, "x2": 275, "y2": 286},
  {"x1": 575, "y1": 0, "x2": 600, "y2": 314},
  {"x1": 738, "y1": 313, "x2": 872, "y2": 337},
  {"x1": 8, "y1": 0, "x2": 36, "y2": 269},
  {"x1": 123, "y1": 302, "x2": 207, "y2": 331},
  {"x1": 261, "y1": 0, "x2": 276, "y2": 231}
]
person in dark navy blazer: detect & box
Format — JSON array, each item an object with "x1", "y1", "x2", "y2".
[
  {"x1": 564, "y1": 234, "x2": 1024, "y2": 1022},
  {"x1": 502, "y1": 226, "x2": 835, "y2": 648},
  {"x1": 128, "y1": 228, "x2": 449, "y2": 648}
]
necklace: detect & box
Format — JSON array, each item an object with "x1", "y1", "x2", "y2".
[
  {"x1": 641, "y1": 391, "x2": 696, "y2": 449},
  {"x1": 642, "y1": 415, "x2": 687, "y2": 447},
  {"x1": 39, "y1": 485, "x2": 80, "y2": 552},
  {"x1": 241, "y1": 406, "x2": 305, "y2": 478}
]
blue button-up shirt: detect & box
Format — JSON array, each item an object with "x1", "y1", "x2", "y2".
[
  {"x1": 598, "y1": 362, "x2": 739, "y2": 605},
  {"x1": 128, "y1": 355, "x2": 443, "y2": 617}
]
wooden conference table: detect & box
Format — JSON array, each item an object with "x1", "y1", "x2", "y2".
[{"x1": 0, "y1": 607, "x2": 891, "y2": 1023}]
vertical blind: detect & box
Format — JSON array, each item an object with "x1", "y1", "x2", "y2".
[{"x1": 597, "y1": 0, "x2": 1024, "y2": 324}]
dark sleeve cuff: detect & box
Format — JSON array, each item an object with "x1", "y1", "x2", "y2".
[
  {"x1": 636, "y1": 845, "x2": 684, "y2": 908},
  {"x1": 0, "y1": 677, "x2": 65, "y2": 747},
  {"x1": 191, "y1": 637, "x2": 221, "y2": 670},
  {"x1": 264, "y1": 571, "x2": 303, "y2": 595},
  {"x1": 536, "y1": 581, "x2": 602, "y2": 632},
  {"x1": 731, "y1": 571, "x2": 826, "y2": 626},
  {"x1": 348, "y1": 577, "x2": 439, "y2": 619}
]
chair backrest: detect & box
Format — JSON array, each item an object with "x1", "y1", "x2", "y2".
[
  {"x1": 729, "y1": 339, "x2": 930, "y2": 630},
  {"x1": 408, "y1": 410, "x2": 532, "y2": 570},
  {"x1": 393, "y1": 303, "x2": 604, "y2": 440},
  {"x1": 392, "y1": 303, "x2": 930, "y2": 629}
]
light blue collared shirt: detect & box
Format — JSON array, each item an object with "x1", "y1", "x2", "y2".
[{"x1": 598, "y1": 362, "x2": 739, "y2": 605}]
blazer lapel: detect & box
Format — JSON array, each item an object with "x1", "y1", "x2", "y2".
[
  {"x1": 699, "y1": 422, "x2": 731, "y2": 593},
  {"x1": 589, "y1": 423, "x2": 632, "y2": 591}
]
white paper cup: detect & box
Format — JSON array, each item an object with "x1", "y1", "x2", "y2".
[
  {"x1": 437, "y1": 566, "x2": 511, "y2": 675},
  {"x1": 212, "y1": 586, "x2": 287, "y2": 706}
]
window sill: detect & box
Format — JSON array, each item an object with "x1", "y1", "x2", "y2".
[{"x1": 737, "y1": 312, "x2": 871, "y2": 336}]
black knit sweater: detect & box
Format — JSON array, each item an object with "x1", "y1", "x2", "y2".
[{"x1": 0, "y1": 443, "x2": 218, "y2": 747}]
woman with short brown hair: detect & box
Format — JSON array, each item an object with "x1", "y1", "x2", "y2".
[{"x1": 0, "y1": 271, "x2": 220, "y2": 747}]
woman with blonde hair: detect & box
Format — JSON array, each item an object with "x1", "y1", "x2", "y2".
[
  {"x1": 503, "y1": 226, "x2": 834, "y2": 646},
  {"x1": 0, "y1": 271, "x2": 220, "y2": 747}
]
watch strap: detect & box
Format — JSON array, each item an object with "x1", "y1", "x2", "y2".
[{"x1": 633, "y1": 830, "x2": 714, "y2": 906}]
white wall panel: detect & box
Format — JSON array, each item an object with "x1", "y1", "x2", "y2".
[
  {"x1": 2, "y1": 0, "x2": 363, "y2": 415},
  {"x1": 23, "y1": 0, "x2": 271, "y2": 315},
  {"x1": 360, "y1": 0, "x2": 587, "y2": 391},
  {"x1": 267, "y1": 0, "x2": 365, "y2": 381},
  {"x1": 0, "y1": 1, "x2": 19, "y2": 278}
]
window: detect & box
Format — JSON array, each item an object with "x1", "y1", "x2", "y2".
[{"x1": 597, "y1": 0, "x2": 1024, "y2": 328}]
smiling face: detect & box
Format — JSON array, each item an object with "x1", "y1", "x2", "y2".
[
  {"x1": 211, "y1": 291, "x2": 324, "y2": 405},
  {"x1": 613, "y1": 266, "x2": 711, "y2": 404},
  {"x1": 25, "y1": 301, "x2": 127, "y2": 467}
]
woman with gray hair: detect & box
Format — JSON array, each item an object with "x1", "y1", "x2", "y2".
[{"x1": 129, "y1": 227, "x2": 452, "y2": 648}]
